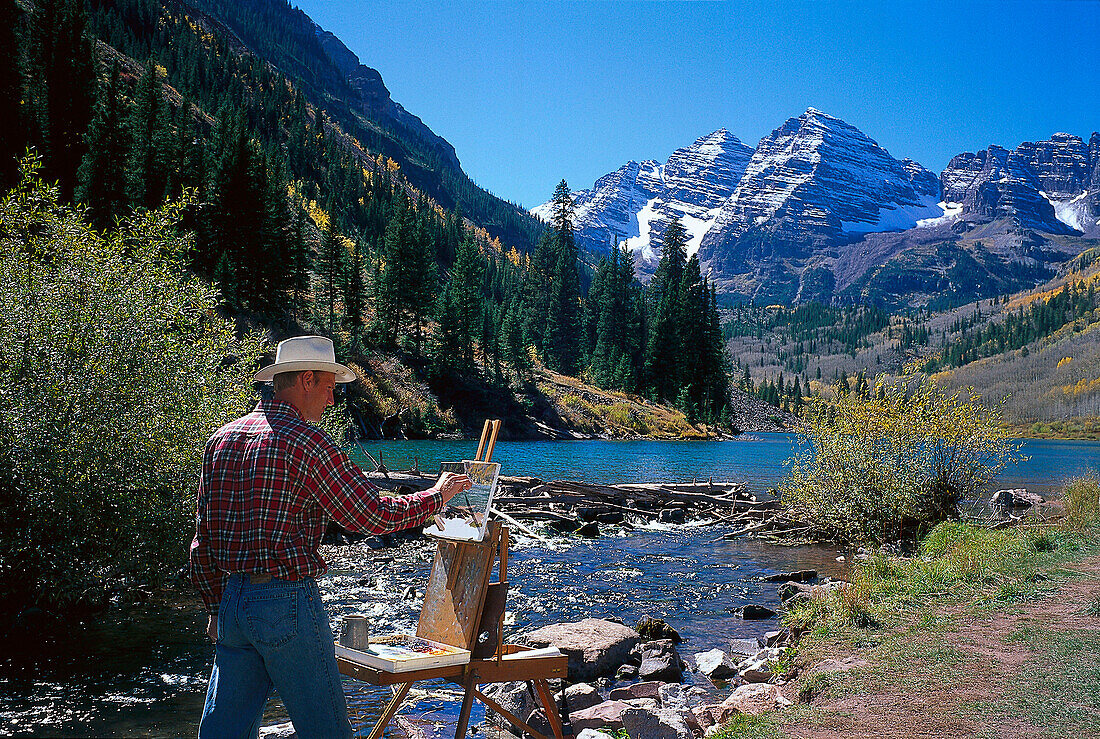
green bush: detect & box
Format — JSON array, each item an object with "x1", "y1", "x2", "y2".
[
  {"x1": 0, "y1": 159, "x2": 264, "y2": 620},
  {"x1": 780, "y1": 370, "x2": 1020, "y2": 543}
]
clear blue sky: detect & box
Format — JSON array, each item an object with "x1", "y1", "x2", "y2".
[{"x1": 292, "y1": 0, "x2": 1100, "y2": 210}]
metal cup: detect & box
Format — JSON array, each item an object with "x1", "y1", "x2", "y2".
[{"x1": 339, "y1": 615, "x2": 369, "y2": 650}]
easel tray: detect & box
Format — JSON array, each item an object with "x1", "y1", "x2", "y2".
[{"x1": 335, "y1": 634, "x2": 471, "y2": 673}]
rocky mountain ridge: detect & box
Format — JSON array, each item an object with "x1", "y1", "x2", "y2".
[
  {"x1": 532, "y1": 129, "x2": 753, "y2": 263},
  {"x1": 539, "y1": 109, "x2": 1100, "y2": 307}
]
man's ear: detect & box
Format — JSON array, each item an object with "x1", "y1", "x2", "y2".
[{"x1": 300, "y1": 370, "x2": 315, "y2": 389}]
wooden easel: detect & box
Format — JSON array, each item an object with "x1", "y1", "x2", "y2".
[{"x1": 338, "y1": 420, "x2": 570, "y2": 739}]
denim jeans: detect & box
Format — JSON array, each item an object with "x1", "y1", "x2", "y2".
[{"x1": 198, "y1": 574, "x2": 353, "y2": 739}]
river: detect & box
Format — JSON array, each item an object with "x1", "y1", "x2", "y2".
[{"x1": 2, "y1": 435, "x2": 1097, "y2": 736}]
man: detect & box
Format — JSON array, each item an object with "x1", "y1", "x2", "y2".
[{"x1": 189, "y1": 335, "x2": 469, "y2": 738}]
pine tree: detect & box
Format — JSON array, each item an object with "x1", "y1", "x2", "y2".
[
  {"x1": 344, "y1": 236, "x2": 366, "y2": 350},
  {"x1": 644, "y1": 218, "x2": 687, "y2": 401},
  {"x1": 449, "y1": 233, "x2": 486, "y2": 372},
  {"x1": 0, "y1": 0, "x2": 25, "y2": 189},
  {"x1": 129, "y1": 59, "x2": 174, "y2": 210},
  {"x1": 545, "y1": 180, "x2": 582, "y2": 375},
  {"x1": 25, "y1": 0, "x2": 97, "y2": 201},
  {"x1": 76, "y1": 61, "x2": 131, "y2": 229},
  {"x1": 315, "y1": 220, "x2": 346, "y2": 334}
]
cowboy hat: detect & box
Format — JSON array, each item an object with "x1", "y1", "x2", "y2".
[{"x1": 253, "y1": 336, "x2": 356, "y2": 383}]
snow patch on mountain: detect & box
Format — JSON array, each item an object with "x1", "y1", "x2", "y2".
[
  {"x1": 916, "y1": 201, "x2": 964, "y2": 228},
  {"x1": 1042, "y1": 190, "x2": 1093, "y2": 232},
  {"x1": 842, "y1": 194, "x2": 944, "y2": 234}
]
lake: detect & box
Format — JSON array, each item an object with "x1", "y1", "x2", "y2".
[
  {"x1": 360, "y1": 433, "x2": 1100, "y2": 495},
  {"x1": 2, "y1": 435, "x2": 1097, "y2": 736}
]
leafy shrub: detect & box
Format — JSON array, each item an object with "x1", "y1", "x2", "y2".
[
  {"x1": 780, "y1": 370, "x2": 1020, "y2": 543},
  {"x1": 0, "y1": 160, "x2": 264, "y2": 619}
]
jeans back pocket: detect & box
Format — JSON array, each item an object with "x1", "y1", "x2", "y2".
[{"x1": 244, "y1": 588, "x2": 300, "y2": 649}]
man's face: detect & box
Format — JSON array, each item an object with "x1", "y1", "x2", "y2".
[{"x1": 300, "y1": 371, "x2": 336, "y2": 423}]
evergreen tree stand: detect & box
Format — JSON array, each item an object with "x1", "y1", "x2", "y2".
[{"x1": 338, "y1": 522, "x2": 570, "y2": 739}]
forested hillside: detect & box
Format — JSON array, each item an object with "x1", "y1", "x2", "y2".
[
  {"x1": 727, "y1": 245, "x2": 1100, "y2": 434},
  {"x1": 0, "y1": 0, "x2": 732, "y2": 437}
]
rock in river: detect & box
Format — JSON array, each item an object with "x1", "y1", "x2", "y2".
[
  {"x1": 518, "y1": 618, "x2": 640, "y2": 681},
  {"x1": 638, "y1": 639, "x2": 684, "y2": 682},
  {"x1": 621, "y1": 705, "x2": 693, "y2": 739},
  {"x1": 694, "y1": 648, "x2": 737, "y2": 679}
]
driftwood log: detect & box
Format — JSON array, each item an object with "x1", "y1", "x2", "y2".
[{"x1": 364, "y1": 470, "x2": 802, "y2": 536}]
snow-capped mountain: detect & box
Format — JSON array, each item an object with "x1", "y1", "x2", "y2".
[
  {"x1": 536, "y1": 109, "x2": 1099, "y2": 307},
  {"x1": 531, "y1": 129, "x2": 753, "y2": 261},
  {"x1": 698, "y1": 108, "x2": 942, "y2": 260},
  {"x1": 941, "y1": 132, "x2": 1100, "y2": 236}
]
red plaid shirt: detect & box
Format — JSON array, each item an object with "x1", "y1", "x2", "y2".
[{"x1": 188, "y1": 399, "x2": 443, "y2": 613}]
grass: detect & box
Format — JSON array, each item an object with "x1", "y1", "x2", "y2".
[
  {"x1": 1004, "y1": 625, "x2": 1100, "y2": 736},
  {"x1": 711, "y1": 476, "x2": 1100, "y2": 739}
]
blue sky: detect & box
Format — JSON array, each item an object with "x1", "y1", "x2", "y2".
[{"x1": 292, "y1": 1, "x2": 1100, "y2": 210}]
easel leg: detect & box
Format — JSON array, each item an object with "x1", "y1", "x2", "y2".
[
  {"x1": 454, "y1": 677, "x2": 477, "y2": 738},
  {"x1": 367, "y1": 682, "x2": 411, "y2": 739},
  {"x1": 533, "y1": 679, "x2": 568, "y2": 739}
]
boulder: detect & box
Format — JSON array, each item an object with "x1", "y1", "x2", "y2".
[
  {"x1": 736, "y1": 647, "x2": 784, "y2": 683},
  {"x1": 694, "y1": 648, "x2": 737, "y2": 679},
  {"x1": 635, "y1": 616, "x2": 682, "y2": 644},
  {"x1": 609, "y1": 681, "x2": 662, "y2": 701},
  {"x1": 621, "y1": 706, "x2": 693, "y2": 739},
  {"x1": 763, "y1": 630, "x2": 790, "y2": 647},
  {"x1": 565, "y1": 683, "x2": 604, "y2": 713},
  {"x1": 736, "y1": 605, "x2": 777, "y2": 620},
  {"x1": 658, "y1": 682, "x2": 708, "y2": 713},
  {"x1": 638, "y1": 640, "x2": 683, "y2": 682},
  {"x1": 258, "y1": 723, "x2": 296, "y2": 738},
  {"x1": 616, "y1": 663, "x2": 639, "y2": 681},
  {"x1": 990, "y1": 488, "x2": 1044, "y2": 509},
  {"x1": 719, "y1": 683, "x2": 792, "y2": 717},
  {"x1": 622, "y1": 697, "x2": 660, "y2": 712},
  {"x1": 729, "y1": 638, "x2": 762, "y2": 656},
  {"x1": 518, "y1": 618, "x2": 641, "y2": 681},
  {"x1": 659, "y1": 508, "x2": 686, "y2": 524},
  {"x1": 777, "y1": 581, "x2": 814, "y2": 602},
  {"x1": 576, "y1": 521, "x2": 601, "y2": 537},
  {"x1": 569, "y1": 700, "x2": 632, "y2": 732},
  {"x1": 761, "y1": 569, "x2": 818, "y2": 583},
  {"x1": 576, "y1": 730, "x2": 616, "y2": 739},
  {"x1": 481, "y1": 681, "x2": 539, "y2": 730}
]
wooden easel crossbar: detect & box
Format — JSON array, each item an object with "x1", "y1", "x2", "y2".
[{"x1": 338, "y1": 421, "x2": 570, "y2": 739}]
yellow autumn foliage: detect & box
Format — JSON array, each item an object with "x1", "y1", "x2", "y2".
[{"x1": 781, "y1": 369, "x2": 1020, "y2": 543}]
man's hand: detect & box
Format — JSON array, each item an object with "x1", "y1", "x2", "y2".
[
  {"x1": 433, "y1": 472, "x2": 472, "y2": 504},
  {"x1": 207, "y1": 614, "x2": 218, "y2": 643}
]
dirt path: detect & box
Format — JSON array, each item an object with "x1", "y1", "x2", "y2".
[{"x1": 780, "y1": 555, "x2": 1100, "y2": 739}]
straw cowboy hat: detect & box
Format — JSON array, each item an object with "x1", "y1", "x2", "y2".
[{"x1": 253, "y1": 336, "x2": 357, "y2": 383}]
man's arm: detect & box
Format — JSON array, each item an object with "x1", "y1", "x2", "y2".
[
  {"x1": 187, "y1": 444, "x2": 228, "y2": 615},
  {"x1": 308, "y1": 434, "x2": 468, "y2": 534}
]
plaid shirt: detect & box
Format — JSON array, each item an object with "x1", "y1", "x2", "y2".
[{"x1": 188, "y1": 399, "x2": 443, "y2": 613}]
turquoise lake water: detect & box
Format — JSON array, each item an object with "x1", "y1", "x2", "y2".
[{"x1": 359, "y1": 433, "x2": 1100, "y2": 494}]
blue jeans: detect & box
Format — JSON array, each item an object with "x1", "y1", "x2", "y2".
[{"x1": 198, "y1": 574, "x2": 353, "y2": 739}]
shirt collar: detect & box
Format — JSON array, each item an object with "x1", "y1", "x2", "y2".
[{"x1": 257, "y1": 398, "x2": 304, "y2": 421}]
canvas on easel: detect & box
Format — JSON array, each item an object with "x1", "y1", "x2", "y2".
[{"x1": 424, "y1": 459, "x2": 500, "y2": 542}]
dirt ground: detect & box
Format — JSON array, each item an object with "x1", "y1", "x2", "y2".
[{"x1": 779, "y1": 556, "x2": 1100, "y2": 739}]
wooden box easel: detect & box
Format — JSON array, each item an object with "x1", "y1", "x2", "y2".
[{"x1": 338, "y1": 422, "x2": 570, "y2": 739}]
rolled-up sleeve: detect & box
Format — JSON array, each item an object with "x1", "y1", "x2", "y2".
[{"x1": 307, "y1": 436, "x2": 443, "y2": 534}]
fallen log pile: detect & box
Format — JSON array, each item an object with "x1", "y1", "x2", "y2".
[{"x1": 366, "y1": 470, "x2": 807, "y2": 538}]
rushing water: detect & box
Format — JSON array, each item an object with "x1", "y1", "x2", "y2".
[{"x1": 2, "y1": 435, "x2": 1098, "y2": 737}]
